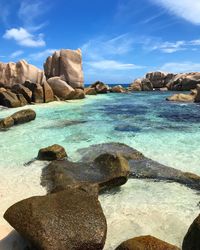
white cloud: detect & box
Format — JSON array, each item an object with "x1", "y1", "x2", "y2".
[
  {"x1": 28, "y1": 49, "x2": 57, "y2": 61},
  {"x1": 160, "y1": 62, "x2": 200, "y2": 73},
  {"x1": 10, "y1": 50, "x2": 24, "y2": 59},
  {"x1": 150, "y1": 0, "x2": 200, "y2": 25},
  {"x1": 3, "y1": 27, "x2": 45, "y2": 47},
  {"x1": 86, "y1": 60, "x2": 144, "y2": 71}
]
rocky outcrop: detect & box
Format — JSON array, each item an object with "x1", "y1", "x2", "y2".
[
  {"x1": 11, "y1": 109, "x2": 36, "y2": 125},
  {"x1": 146, "y1": 71, "x2": 175, "y2": 88},
  {"x1": 38, "y1": 144, "x2": 67, "y2": 161},
  {"x1": 11, "y1": 84, "x2": 32, "y2": 103},
  {"x1": 4, "y1": 187, "x2": 107, "y2": 250},
  {"x1": 182, "y1": 214, "x2": 200, "y2": 250},
  {"x1": 115, "y1": 235, "x2": 180, "y2": 250},
  {"x1": 0, "y1": 60, "x2": 45, "y2": 87},
  {"x1": 47, "y1": 76, "x2": 75, "y2": 100},
  {"x1": 24, "y1": 81, "x2": 44, "y2": 103},
  {"x1": 141, "y1": 78, "x2": 153, "y2": 91},
  {"x1": 44, "y1": 49, "x2": 84, "y2": 89},
  {"x1": 71, "y1": 88, "x2": 85, "y2": 99},
  {"x1": 167, "y1": 72, "x2": 200, "y2": 90},
  {"x1": 41, "y1": 153, "x2": 130, "y2": 193},
  {"x1": 42, "y1": 81, "x2": 54, "y2": 103},
  {"x1": 129, "y1": 79, "x2": 142, "y2": 91},
  {"x1": 90, "y1": 81, "x2": 109, "y2": 94}
]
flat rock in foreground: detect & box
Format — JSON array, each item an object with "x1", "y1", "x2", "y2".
[
  {"x1": 41, "y1": 153, "x2": 130, "y2": 193},
  {"x1": 115, "y1": 235, "x2": 180, "y2": 250},
  {"x1": 4, "y1": 187, "x2": 107, "y2": 250},
  {"x1": 77, "y1": 142, "x2": 200, "y2": 190}
]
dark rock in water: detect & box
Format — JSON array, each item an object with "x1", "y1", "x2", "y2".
[
  {"x1": 11, "y1": 109, "x2": 36, "y2": 125},
  {"x1": 77, "y1": 143, "x2": 200, "y2": 190},
  {"x1": 0, "y1": 90, "x2": 21, "y2": 108},
  {"x1": 0, "y1": 116, "x2": 14, "y2": 129},
  {"x1": 77, "y1": 142, "x2": 145, "y2": 162},
  {"x1": 182, "y1": 214, "x2": 200, "y2": 250},
  {"x1": 41, "y1": 153, "x2": 130, "y2": 193},
  {"x1": 4, "y1": 187, "x2": 107, "y2": 250},
  {"x1": 38, "y1": 144, "x2": 67, "y2": 161},
  {"x1": 129, "y1": 158, "x2": 200, "y2": 190},
  {"x1": 115, "y1": 235, "x2": 180, "y2": 250},
  {"x1": 90, "y1": 81, "x2": 109, "y2": 94}
]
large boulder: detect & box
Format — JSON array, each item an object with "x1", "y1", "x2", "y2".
[
  {"x1": 84, "y1": 87, "x2": 97, "y2": 95},
  {"x1": 146, "y1": 71, "x2": 167, "y2": 88},
  {"x1": 11, "y1": 109, "x2": 36, "y2": 125},
  {"x1": 4, "y1": 187, "x2": 107, "y2": 250},
  {"x1": 0, "y1": 60, "x2": 45, "y2": 88},
  {"x1": 47, "y1": 76, "x2": 75, "y2": 100},
  {"x1": 129, "y1": 79, "x2": 142, "y2": 91},
  {"x1": 38, "y1": 144, "x2": 67, "y2": 161},
  {"x1": 166, "y1": 93, "x2": 195, "y2": 102},
  {"x1": 141, "y1": 78, "x2": 153, "y2": 91},
  {"x1": 44, "y1": 49, "x2": 84, "y2": 89},
  {"x1": 41, "y1": 153, "x2": 130, "y2": 193},
  {"x1": 0, "y1": 89, "x2": 21, "y2": 108},
  {"x1": 71, "y1": 88, "x2": 85, "y2": 99},
  {"x1": 11, "y1": 84, "x2": 32, "y2": 103},
  {"x1": 115, "y1": 235, "x2": 180, "y2": 250},
  {"x1": 90, "y1": 81, "x2": 109, "y2": 94},
  {"x1": 182, "y1": 214, "x2": 200, "y2": 250},
  {"x1": 167, "y1": 72, "x2": 200, "y2": 91}
]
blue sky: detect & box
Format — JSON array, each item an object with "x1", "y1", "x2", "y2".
[{"x1": 1, "y1": 0, "x2": 200, "y2": 84}]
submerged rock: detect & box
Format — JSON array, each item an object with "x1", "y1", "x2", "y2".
[
  {"x1": 4, "y1": 187, "x2": 107, "y2": 250},
  {"x1": 41, "y1": 153, "x2": 130, "y2": 193},
  {"x1": 182, "y1": 214, "x2": 200, "y2": 250},
  {"x1": 77, "y1": 143, "x2": 200, "y2": 190},
  {"x1": 38, "y1": 144, "x2": 67, "y2": 161},
  {"x1": 11, "y1": 109, "x2": 36, "y2": 125},
  {"x1": 115, "y1": 235, "x2": 180, "y2": 250}
]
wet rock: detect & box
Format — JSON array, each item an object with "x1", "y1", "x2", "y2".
[
  {"x1": 4, "y1": 187, "x2": 107, "y2": 250},
  {"x1": 166, "y1": 93, "x2": 195, "y2": 102},
  {"x1": 182, "y1": 214, "x2": 200, "y2": 250},
  {"x1": 0, "y1": 116, "x2": 14, "y2": 129},
  {"x1": 77, "y1": 143, "x2": 200, "y2": 190},
  {"x1": 47, "y1": 76, "x2": 75, "y2": 100},
  {"x1": 44, "y1": 49, "x2": 84, "y2": 89},
  {"x1": 0, "y1": 90, "x2": 21, "y2": 108},
  {"x1": 11, "y1": 84, "x2": 32, "y2": 103},
  {"x1": 11, "y1": 109, "x2": 36, "y2": 125},
  {"x1": 41, "y1": 153, "x2": 130, "y2": 193},
  {"x1": 84, "y1": 87, "x2": 97, "y2": 95},
  {"x1": 37, "y1": 144, "x2": 67, "y2": 161},
  {"x1": 77, "y1": 142, "x2": 145, "y2": 162},
  {"x1": 42, "y1": 81, "x2": 54, "y2": 103},
  {"x1": 90, "y1": 81, "x2": 109, "y2": 94},
  {"x1": 115, "y1": 235, "x2": 180, "y2": 250}
]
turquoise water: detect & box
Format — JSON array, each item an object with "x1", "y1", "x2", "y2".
[{"x1": 0, "y1": 92, "x2": 200, "y2": 249}]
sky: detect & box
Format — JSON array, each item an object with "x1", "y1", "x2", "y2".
[{"x1": 1, "y1": 0, "x2": 200, "y2": 84}]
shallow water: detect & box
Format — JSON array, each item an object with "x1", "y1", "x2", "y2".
[{"x1": 0, "y1": 92, "x2": 200, "y2": 248}]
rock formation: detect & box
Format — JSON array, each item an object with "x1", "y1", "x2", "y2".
[
  {"x1": 44, "y1": 49, "x2": 84, "y2": 89},
  {"x1": 38, "y1": 144, "x2": 67, "y2": 161}
]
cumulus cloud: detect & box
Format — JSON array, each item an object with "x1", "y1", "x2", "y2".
[
  {"x1": 150, "y1": 0, "x2": 200, "y2": 25},
  {"x1": 3, "y1": 27, "x2": 45, "y2": 47}
]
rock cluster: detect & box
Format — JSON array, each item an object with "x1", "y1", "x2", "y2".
[
  {"x1": 129, "y1": 71, "x2": 200, "y2": 92},
  {"x1": 3, "y1": 142, "x2": 200, "y2": 249}
]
